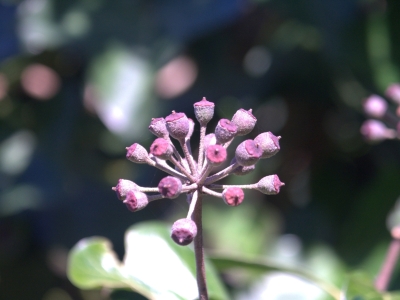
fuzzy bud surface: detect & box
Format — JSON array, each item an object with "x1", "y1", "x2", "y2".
[
  {"x1": 235, "y1": 139, "x2": 263, "y2": 166},
  {"x1": 254, "y1": 132, "x2": 280, "y2": 158},
  {"x1": 231, "y1": 108, "x2": 257, "y2": 136},
  {"x1": 215, "y1": 119, "x2": 238, "y2": 144},
  {"x1": 222, "y1": 187, "x2": 244, "y2": 206},
  {"x1": 150, "y1": 138, "x2": 173, "y2": 159},
  {"x1": 206, "y1": 144, "x2": 227, "y2": 165},
  {"x1": 256, "y1": 175, "x2": 284, "y2": 195},
  {"x1": 126, "y1": 143, "x2": 150, "y2": 164},
  {"x1": 171, "y1": 218, "x2": 197, "y2": 246},
  {"x1": 113, "y1": 179, "x2": 139, "y2": 201},
  {"x1": 123, "y1": 190, "x2": 149, "y2": 212},
  {"x1": 149, "y1": 118, "x2": 169, "y2": 138},
  {"x1": 194, "y1": 97, "x2": 215, "y2": 125},
  {"x1": 158, "y1": 176, "x2": 183, "y2": 198},
  {"x1": 165, "y1": 111, "x2": 190, "y2": 141}
]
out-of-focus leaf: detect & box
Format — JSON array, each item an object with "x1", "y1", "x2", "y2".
[
  {"x1": 123, "y1": 222, "x2": 229, "y2": 300},
  {"x1": 68, "y1": 221, "x2": 229, "y2": 300},
  {"x1": 385, "y1": 292, "x2": 400, "y2": 300},
  {"x1": 342, "y1": 272, "x2": 382, "y2": 300},
  {"x1": 209, "y1": 253, "x2": 341, "y2": 300},
  {"x1": 67, "y1": 237, "x2": 154, "y2": 299}
]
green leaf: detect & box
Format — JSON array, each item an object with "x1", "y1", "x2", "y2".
[
  {"x1": 209, "y1": 253, "x2": 341, "y2": 300},
  {"x1": 68, "y1": 221, "x2": 229, "y2": 300},
  {"x1": 342, "y1": 272, "x2": 383, "y2": 300}
]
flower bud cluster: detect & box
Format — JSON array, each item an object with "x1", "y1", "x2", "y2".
[
  {"x1": 113, "y1": 97, "x2": 284, "y2": 246},
  {"x1": 361, "y1": 84, "x2": 400, "y2": 142}
]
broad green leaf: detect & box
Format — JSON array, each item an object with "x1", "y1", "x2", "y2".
[
  {"x1": 68, "y1": 221, "x2": 229, "y2": 300},
  {"x1": 342, "y1": 272, "x2": 383, "y2": 300},
  {"x1": 123, "y1": 222, "x2": 229, "y2": 300},
  {"x1": 209, "y1": 253, "x2": 341, "y2": 300}
]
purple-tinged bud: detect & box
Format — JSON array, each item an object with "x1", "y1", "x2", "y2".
[
  {"x1": 222, "y1": 187, "x2": 244, "y2": 206},
  {"x1": 254, "y1": 132, "x2": 281, "y2": 158},
  {"x1": 215, "y1": 119, "x2": 238, "y2": 144},
  {"x1": 386, "y1": 83, "x2": 400, "y2": 105},
  {"x1": 186, "y1": 118, "x2": 195, "y2": 140},
  {"x1": 206, "y1": 144, "x2": 227, "y2": 165},
  {"x1": 148, "y1": 118, "x2": 169, "y2": 138},
  {"x1": 204, "y1": 133, "x2": 216, "y2": 150},
  {"x1": 113, "y1": 179, "x2": 139, "y2": 201},
  {"x1": 194, "y1": 97, "x2": 215, "y2": 126},
  {"x1": 363, "y1": 95, "x2": 388, "y2": 118},
  {"x1": 231, "y1": 158, "x2": 256, "y2": 176},
  {"x1": 150, "y1": 138, "x2": 173, "y2": 160},
  {"x1": 123, "y1": 190, "x2": 149, "y2": 212},
  {"x1": 235, "y1": 139, "x2": 262, "y2": 166},
  {"x1": 256, "y1": 175, "x2": 284, "y2": 195},
  {"x1": 171, "y1": 218, "x2": 197, "y2": 246},
  {"x1": 158, "y1": 176, "x2": 182, "y2": 198},
  {"x1": 360, "y1": 119, "x2": 396, "y2": 142},
  {"x1": 165, "y1": 111, "x2": 190, "y2": 141},
  {"x1": 231, "y1": 108, "x2": 257, "y2": 136},
  {"x1": 126, "y1": 143, "x2": 150, "y2": 164}
]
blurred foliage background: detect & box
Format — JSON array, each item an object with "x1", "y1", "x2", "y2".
[{"x1": 1, "y1": 0, "x2": 400, "y2": 299}]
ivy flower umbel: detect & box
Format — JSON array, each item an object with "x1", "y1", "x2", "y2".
[{"x1": 112, "y1": 97, "x2": 284, "y2": 300}]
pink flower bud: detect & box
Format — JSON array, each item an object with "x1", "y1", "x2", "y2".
[
  {"x1": 165, "y1": 111, "x2": 190, "y2": 141},
  {"x1": 206, "y1": 144, "x2": 227, "y2": 165},
  {"x1": 123, "y1": 190, "x2": 149, "y2": 212},
  {"x1": 256, "y1": 175, "x2": 284, "y2": 195},
  {"x1": 194, "y1": 97, "x2": 215, "y2": 125},
  {"x1": 171, "y1": 218, "x2": 197, "y2": 246},
  {"x1": 148, "y1": 118, "x2": 169, "y2": 138},
  {"x1": 222, "y1": 187, "x2": 244, "y2": 206},
  {"x1": 254, "y1": 132, "x2": 280, "y2": 158},
  {"x1": 126, "y1": 143, "x2": 150, "y2": 164},
  {"x1": 215, "y1": 119, "x2": 238, "y2": 144},
  {"x1": 363, "y1": 95, "x2": 388, "y2": 118},
  {"x1": 150, "y1": 138, "x2": 173, "y2": 159},
  {"x1": 231, "y1": 108, "x2": 257, "y2": 136},
  {"x1": 158, "y1": 176, "x2": 182, "y2": 198},
  {"x1": 386, "y1": 83, "x2": 400, "y2": 105},
  {"x1": 360, "y1": 119, "x2": 396, "y2": 142},
  {"x1": 235, "y1": 139, "x2": 262, "y2": 166},
  {"x1": 113, "y1": 179, "x2": 139, "y2": 201}
]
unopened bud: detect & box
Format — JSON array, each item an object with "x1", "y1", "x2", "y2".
[
  {"x1": 256, "y1": 175, "x2": 284, "y2": 195},
  {"x1": 254, "y1": 132, "x2": 280, "y2": 158},
  {"x1": 222, "y1": 187, "x2": 244, "y2": 206},
  {"x1": 123, "y1": 190, "x2": 149, "y2": 212},
  {"x1": 165, "y1": 111, "x2": 190, "y2": 141},
  {"x1": 149, "y1": 118, "x2": 169, "y2": 138},
  {"x1": 231, "y1": 108, "x2": 257, "y2": 136},
  {"x1": 171, "y1": 218, "x2": 197, "y2": 246},
  {"x1": 126, "y1": 143, "x2": 151, "y2": 164},
  {"x1": 363, "y1": 95, "x2": 388, "y2": 118},
  {"x1": 235, "y1": 139, "x2": 262, "y2": 166},
  {"x1": 206, "y1": 144, "x2": 227, "y2": 165},
  {"x1": 194, "y1": 97, "x2": 215, "y2": 125},
  {"x1": 215, "y1": 119, "x2": 238, "y2": 144},
  {"x1": 360, "y1": 119, "x2": 396, "y2": 142},
  {"x1": 150, "y1": 138, "x2": 173, "y2": 160},
  {"x1": 113, "y1": 179, "x2": 139, "y2": 201},
  {"x1": 158, "y1": 176, "x2": 182, "y2": 198},
  {"x1": 186, "y1": 118, "x2": 195, "y2": 140}
]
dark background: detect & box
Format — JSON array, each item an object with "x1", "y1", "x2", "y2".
[{"x1": 1, "y1": 0, "x2": 400, "y2": 299}]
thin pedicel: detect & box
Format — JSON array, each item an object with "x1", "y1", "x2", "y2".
[{"x1": 113, "y1": 97, "x2": 284, "y2": 300}]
